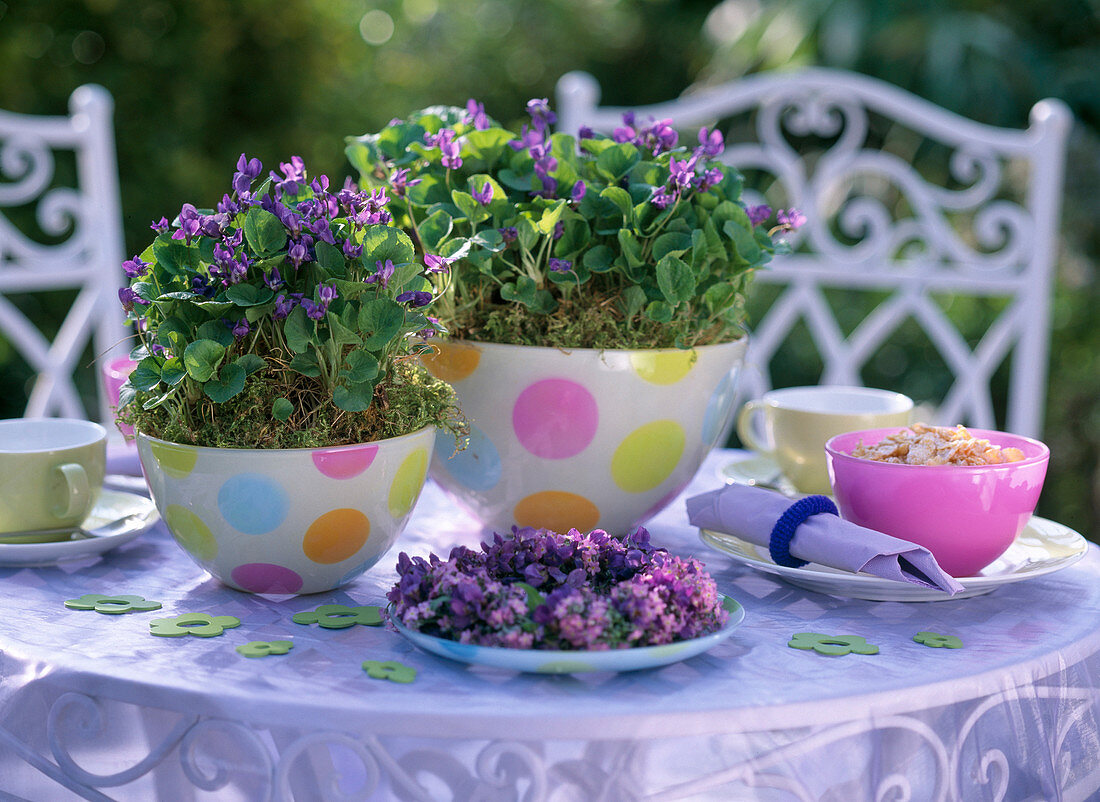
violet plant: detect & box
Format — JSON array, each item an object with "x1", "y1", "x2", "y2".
[
  {"x1": 388, "y1": 526, "x2": 729, "y2": 650},
  {"x1": 347, "y1": 99, "x2": 803, "y2": 349},
  {"x1": 117, "y1": 155, "x2": 461, "y2": 448}
]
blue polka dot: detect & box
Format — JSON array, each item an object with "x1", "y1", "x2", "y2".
[
  {"x1": 217, "y1": 473, "x2": 289, "y2": 535},
  {"x1": 440, "y1": 425, "x2": 502, "y2": 491},
  {"x1": 702, "y1": 370, "x2": 739, "y2": 446}
]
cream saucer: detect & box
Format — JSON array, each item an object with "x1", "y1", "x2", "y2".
[{"x1": 0, "y1": 490, "x2": 159, "y2": 566}]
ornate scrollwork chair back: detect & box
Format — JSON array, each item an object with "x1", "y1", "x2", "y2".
[
  {"x1": 0, "y1": 85, "x2": 128, "y2": 423},
  {"x1": 557, "y1": 69, "x2": 1072, "y2": 438}
]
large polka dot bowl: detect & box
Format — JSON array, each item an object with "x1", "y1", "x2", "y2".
[
  {"x1": 422, "y1": 339, "x2": 746, "y2": 535},
  {"x1": 137, "y1": 427, "x2": 435, "y2": 594}
]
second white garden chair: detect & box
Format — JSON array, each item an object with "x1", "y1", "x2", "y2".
[
  {"x1": 556, "y1": 68, "x2": 1071, "y2": 438},
  {"x1": 0, "y1": 84, "x2": 128, "y2": 424}
]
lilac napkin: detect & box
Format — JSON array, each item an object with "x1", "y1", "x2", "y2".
[{"x1": 686, "y1": 484, "x2": 964, "y2": 595}]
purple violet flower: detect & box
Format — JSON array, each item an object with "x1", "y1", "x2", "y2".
[
  {"x1": 471, "y1": 182, "x2": 493, "y2": 206},
  {"x1": 263, "y1": 267, "x2": 284, "y2": 290},
  {"x1": 300, "y1": 299, "x2": 324, "y2": 320},
  {"x1": 288, "y1": 240, "x2": 310, "y2": 269},
  {"x1": 397, "y1": 290, "x2": 432, "y2": 307},
  {"x1": 746, "y1": 204, "x2": 772, "y2": 227},
  {"x1": 499, "y1": 227, "x2": 518, "y2": 244},
  {"x1": 465, "y1": 98, "x2": 490, "y2": 130},
  {"x1": 548, "y1": 257, "x2": 572, "y2": 273},
  {"x1": 118, "y1": 287, "x2": 147, "y2": 312},
  {"x1": 698, "y1": 126, "x2": 724, "y2": 157},
  {"x1": 231, "y1": 318, "x2": 249, "y2": 339},
  {"x1": 390, "y1": 167, "x2": 422, "y2": 197},
  {"x1": 342, "y1": 237, "x2": 363, "y2": 260},
  {"x1": 271, "y1": 155, "x2": 306, "y2": 196},
  {"x1": 571, "y1": 181, "x2": 587, "y2": 203},
  {"x1": 423, "y1": 253, "x2": 453, "y2": 274},
  {"x1": 233, "y1": 154, "x2": 263, "y2": 195},
  {"x1": 273, "y1": 294, "x2": 295, "y2": 320},
  {"x1": 526, "y1": 97, "x2": 557, "y2": 130},
  {"x1": 171, "y1": 203, "x2": 203, "y2": 242},
  {"x1": 577, "y1": 125, "x2": 594, "y2": 140},
  {"x1": 150, "y1": 217, "x2": 169, "y2": 234},
  {"x1": 777, "y1": 208, "x2": 807, "y2": 230},
  {"x1": 122, "y1": 256, "x2": 150, "y2": 278},
  {"x1": 366, "y1": 259, "x2": 395, "y2": 287}
]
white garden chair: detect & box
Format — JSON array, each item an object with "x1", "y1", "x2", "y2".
[
  {"x1": 556, "y1": 68, "x2": 1072, "y2": 438},
  {"x1": 0, "y1": 84, "x2": 128, "y2": 424}
]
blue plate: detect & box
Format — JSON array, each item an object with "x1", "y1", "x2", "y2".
[{"x1": 390, "y1": 594, "x2": 745, "y2": 674}]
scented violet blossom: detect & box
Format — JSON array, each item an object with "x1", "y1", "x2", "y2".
[
  {"x1": 348, "y1": 96, "x2": 792, "y2": 346},
  {"x1": 388, "y1": 526, "x2": 728, "y2": 650},
  {"x1": 118, "y1": 152, "x2": 444, "y2": 419}
]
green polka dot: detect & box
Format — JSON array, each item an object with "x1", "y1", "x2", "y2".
[
  {"x1": 388, "y1": 448, "x2": 428, "y2": 518},
  {"x1": 150, "y1": 441, "x2": 198, "y2": 478},
  {"x1": 611, "y1": 420, "x2": 685, "y2": 493},
  {"x1": 165, "y1": 504, "x2": 217, "y2": 561},
  {"x1": 629, "y1": 350, "x2": 697, "y2": 385}
]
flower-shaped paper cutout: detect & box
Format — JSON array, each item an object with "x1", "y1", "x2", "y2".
[
  {"x1": 788, "y1": 632, "x2": 879, "y2": 656},
  {"x1": 362, "y1": 660, "x2": 417, "y2": 684},
  {"x1": 64, "y1": 594, "x2": 163, "y2": 615},
  {"x1": 292, "y1": 604, "x2": 384, "y2": 629},
  {"x1": 236, "y1": 640, "x2": 295, "y2": 658},
  {"x1": 150, "y1": 613, "x2": 241, "y2": 638},
  {"x1": 913, "y1": 631, "x2": 963, "y2": 649}
]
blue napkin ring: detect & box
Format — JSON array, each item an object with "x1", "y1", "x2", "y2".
[{"x1": 769, "y1": 495, "x2": 839, "y2": 568}]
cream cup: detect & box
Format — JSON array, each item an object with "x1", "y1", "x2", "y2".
[
  {"x1": 0, "y1": 418, "x2": 107, "y2": 541},
  {"x1": 736, "y1": 386, "x2": 913, "y2": 494}
]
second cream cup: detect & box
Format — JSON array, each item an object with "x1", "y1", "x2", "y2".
[{"x1": 736, "y1": 386, "x2": 913, "y2": 494}]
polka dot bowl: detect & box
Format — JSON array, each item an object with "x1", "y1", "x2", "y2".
[
  {"x1": 137, "y1": 426, "x2": 435, "y2": 594},
  {"x1": 422, "y1": 339, "x2": 746, "y2": 535}
]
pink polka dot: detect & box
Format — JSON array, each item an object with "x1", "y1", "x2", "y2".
[
  {"x1": 512, "y1": 379, "x2": 599, "y2": 459},
  {"x1": 231, "y1": 563, "x2": 304, "y2": 594},
  {"x1": 311, "y1": 444, "x2": 378, "y2": 479}
]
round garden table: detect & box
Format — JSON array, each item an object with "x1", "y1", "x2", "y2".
[{"x1": 0, "y1": 449, "x2": 1098, "y2": 801}]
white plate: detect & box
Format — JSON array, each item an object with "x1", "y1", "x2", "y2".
[
  {"x1": 0, "y1": 490, "x2": 159, "y2": 567},
  {"x1": 391, "y1": 595, "x2": 745, "y2": 673},
  {"x1": 700, "y1": 516, "x2": 1088, "y2": 601}
]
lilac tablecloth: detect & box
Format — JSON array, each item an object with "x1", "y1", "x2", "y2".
[{"x1": 1, "y1": 449, "x2": 1098, "y2": 801}]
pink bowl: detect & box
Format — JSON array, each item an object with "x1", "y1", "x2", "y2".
[{"x1": 824, "y1": 427, "x2": 1049, "y2": 577}]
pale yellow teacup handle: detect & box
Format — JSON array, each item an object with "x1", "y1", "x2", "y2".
[
  {"x1": 736, "y1": 400, "x2": 774, "y2": 458},
  {"x1": 51, "y1": 463, "x2": 90, "y2": 520}
]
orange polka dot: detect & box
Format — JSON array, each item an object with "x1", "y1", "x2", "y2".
[
  {"x1": 302, "y1": 509, "x2": 370, "y2": 564},
  {"x1": 513, "y1": 491, "x2": 601, "y2": 533},
  {"x1": 420, "y1": 341, "x2": 481, "y2": 383}
]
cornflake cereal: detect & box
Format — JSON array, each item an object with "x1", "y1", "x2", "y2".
[{"x1": 851, "y1": 423, "x2": 1026, "y2": 466}]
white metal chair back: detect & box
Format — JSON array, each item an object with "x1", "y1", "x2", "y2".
[
  {"x1": 0, "y1": 84, "x2": 128, "y2": 423},
  {"x1": 557, "y1": 68, "x2": 1071, "y2": 438}
]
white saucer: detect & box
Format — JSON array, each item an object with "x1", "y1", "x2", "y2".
[
  {"x1": 0, "y1": 490, "x2": 159, "y2": 567},
  {"x1": 700, "y1": 516, "x2": 1088, "y2": 601}
]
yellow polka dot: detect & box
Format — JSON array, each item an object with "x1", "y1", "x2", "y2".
[
  {"x1": 150, "y1": 441, "x2": 198, "y2": 478},
  {"x1": 164, "y1": 504, "x2": 217, "y2": 561},
  {"x1": 513, "y1": 491, "x2": 601, "y2": 533},
  {"x1": 388, "y1": 448, "x2": 428, "y2": 518},
  {"x1": 420, "y1": 341, "x2": 481, "y2": 383},
  {"x1": 630, "y1": 350, "x2": 697, "y2": 385},
  {"x1": 611, "y1": 420, "x2": 686, "y2": 493},
  {"x1": 303, "y1": 508, "x2": 370, "y2": 564}
]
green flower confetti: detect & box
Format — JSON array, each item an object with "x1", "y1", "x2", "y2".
[
  {"x1": 362, "y1": 660, "x2": 417, "y2": 684},
  {"x1": 292, "y1": 604, "x2": 384, "y2": 629},
  {"x1": 64, "y1": 594, "x2": 163, "y2": 615},
  {"x1": 788, "y1": 632, "x2": 880, "y2": 656},
  {"x1": 236, "y1": 640, "x2": 295, "y2": 658},
  {"x1": 150, "y1": 613, "x2": 241, "y2": 638},
  {"x1": 913, "y1": 631, "x2": 963, "y2": 649}
]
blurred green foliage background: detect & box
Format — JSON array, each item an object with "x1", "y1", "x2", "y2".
[{"x1": 1, "y1": 0, "x2": 1097, "y2": 538}]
